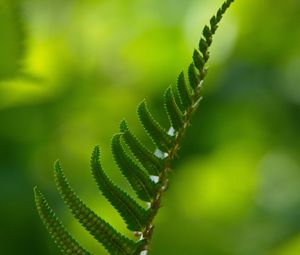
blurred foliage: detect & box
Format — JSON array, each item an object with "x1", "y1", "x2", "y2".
[
  {"x1": 0, "y1": 0, "x2": 25, "y2": 79},
  {"x1": 0, "y1": 0, "x2": 300, "y2": 254}
]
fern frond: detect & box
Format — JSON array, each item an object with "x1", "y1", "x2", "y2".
[
  {"x1": 137, "y1": 100, "x2": 173, "y2": 152},
  {"x1": 53, "y1": 161, "x2": 142, "y2": 255},
  {"x1": 111, "y1": 134, "x2": 158, "y2": 202},
  {"x1": 91, "y1": 146, "x2": 150, "y2": 231},
  {"x1": 120, "y1": 120, "x2": 164, "y2": 176},
  {"x1": 35, "y1": 1, "x2": 236, "y2": 254},
  {"x1": 34, "y1": 187, "x2": 93, "y2": 255}
]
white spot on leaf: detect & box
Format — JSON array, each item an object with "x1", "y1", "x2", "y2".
[{"x1": 154, "y1": 148, "x2": 168, "y2": 159}]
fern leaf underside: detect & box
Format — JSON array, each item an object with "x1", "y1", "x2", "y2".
[{"x1": 34, "y1": 1, "x2": 235, "y2": 254}]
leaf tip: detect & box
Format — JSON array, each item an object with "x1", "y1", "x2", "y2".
[
  {"x1": 33, "y1": 186, "x2": 41, "y2": 199},
  {"x1": 120, "y1": 119, "x2": 129, "y2": 132}
]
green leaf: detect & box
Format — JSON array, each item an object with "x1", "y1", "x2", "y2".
[
  {"x1": 120, "y1": 119, "x2": 128, "y2": 133},
  {"x1": 164, "y1": 87, "x2": 184, "y2": 131},
  {"x1": 34, "y1": 187, "x2": 93, "y2": 255},
  {"x1": 53, "y1": 160, "x2": 141, "y2": 255},
  {"x1": 176, "y1": 71, "x2": 193, "y2": 111},
  {"x1": 193, "y1": 49, "x2": 205, "y2": 72},
  {"x1": 210, "y1": 15, "x2": 218, "y2": 34},
  {"x1": 120, "y1": 120, "x2": 164, "y2": 176},
  {"x1": 188, "y1": 63, "x2": 200, "y2": 91},
  {"x1": 203, "y1": 25, "x2": 212, "y2": 44},
  {"x1": 199, "y1": 38, "x2": 209, "y2": 61},
  {"x1": 112, "y1": 134, "x2": 158, "y2": 202},
  {"x1": 34, "y1": 1, "x2": 236, "y2": 254},
  {"x1": 217, "y1": 9, "x2": 223, "y2": 21},
  {"x1": 91, "y1": 146, "x2": 150, "y2": 231},
  {"x1": 137, "y1": 100, "x2": 173, "y2": 152}
]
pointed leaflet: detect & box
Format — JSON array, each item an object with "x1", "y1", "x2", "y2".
[
  {"x1": 172, "y1": 82, "x2": 185, "y2": 113},
  {"x1": 90, "y1": 146, "x2": 150, "y2": 231},
  {"x1": 120, "y1": 120, "x2": 164, "y2": 176},
  {"x1": 53, "y1": 161, "x2": 142, "y2": 255},
  {"x1": 34, "y1": 187, "x2": 93, "y2": 255},
  {"x1": 203, "y1": 25, "x2": 212, "y2": 46},
  {"x1": 112, "y1": 134, "x2": 158, "y2": 202},
  {"x1": 199, "y1": 38, "x2": 209, "y2": 61},
  {"x1": 164, "y1": 87, "x2": 184, "y2": 131},
  {"x1": 176, "y1": 71, "x2": 193, "y2": 111},
  {"x1": 210, "y1": 15, "x2": 218, "y2": 34},
  {"x1": 137, "y1": 100, "x2": 173, "y2": 152},
  {"x1": 193, "y1": 49, "x2": 205, "y2": 72},
  {"x1": 188, "y1": 63, "x2": 200, "y2": 91},
  {"x1": 193, "y1": 50, "x2": 206, "y2": 81}
]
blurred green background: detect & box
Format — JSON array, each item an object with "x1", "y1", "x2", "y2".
[{"x1": 1, "y1": 0, "x2": 300, "y2": 254}]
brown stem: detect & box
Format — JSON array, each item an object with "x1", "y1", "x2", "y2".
[{"x1": 139, "y1": 77, "x2": 203, "y2": 253}]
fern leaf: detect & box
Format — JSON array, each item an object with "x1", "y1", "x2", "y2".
[
  {"x1": 120, "y1": 120, "x2": 164, "y2": 176},
  {"x1": 34, "y1": 187, "x2": 93, "y2": 255},
  {"x1": 199, "y1": 38, "x2": 209, "y2": 61},
  {"x1": 35, "y1": 1, "x2": 236, "y2": 254},
  {"x1": 112, "y1": 134, "x2": 158, "y2": 202},
  {"x1": 176, "y1": 71, "x2": 193, "y2": 111},
  {"x1": 91, "y1": 146, "x2": 150, "y2": 231},
  {"x1": 137, "y1": 100, "x2": 173, "y2": 152},
  {"x1": 202, "y1": 25, "x2": 212, "y2": 46},
  {"x1": 193, "y1": 49, "x2": 205, "y2": 72},
  {"x1": 164, "y1": 87, "x2": 184, "y2": 131},
  {"x1": 193, "y1": 49, "x2": 207, "y2": 81},
  {"x1": 53, "y1": 161, "x2": 142, "y2": 255},
  {"x1": 210, "y1": 15, "x2": 218, "y2": 34},
  {"x1": 188, "y1": 63, "x2": 200, "y2": 91}
]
